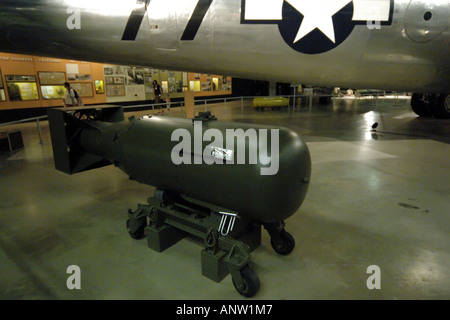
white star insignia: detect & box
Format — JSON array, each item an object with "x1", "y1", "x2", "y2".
[{"x1": 286, "y1": 0, "x2": 352, "y2": 44}]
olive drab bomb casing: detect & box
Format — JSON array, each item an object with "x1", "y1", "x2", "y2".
[
  {"x1": 48, "y1": 106, "x2": 311, "y2": 224},
  {"x1": 47, "y1": 105, "x2": 311, "y2": 297}
]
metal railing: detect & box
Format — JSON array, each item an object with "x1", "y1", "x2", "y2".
[
  {"x1": 120, "y1": 96, "x2": 248, "y2": 114},
  {"x1": 0, "y1": 92, "x2": 411, "y2": 146},
  {"x1": 0, "y1": 97, "x2": 250, "y2": 146},
  {"x1": 0, "y1": 115, "x2": 48, "y2": 144}
]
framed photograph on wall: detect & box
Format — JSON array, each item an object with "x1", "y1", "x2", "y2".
[
  {"x1": 125, "y1": 67, "x2": 144, "y2": 85},
  {"x1": 106, "y1": 84, "x2": 125, "y2": 97},
  {"x1": 71, "y1": 82, "x2": 94, "y2": 98},
  {"x1": 114, "y1": 77, "x2": 124, "y2": 84},
  {"x1": 40, "y1": 85, "x2": 65, "y2": 100},
  {"x1": 75, "y1": 74, "x2": 92, "y2": 81},
  {"x1": 38, "y1": 72, "x2": 66, "y2": 85},
  {"x1": 105, "y1": 76, "x2": 114, "y2": 84},
  {"x1": 113, "y1": 66, "x2": 124, "y2": 75},
  {"x1": 104, "y1": 67, "x2": 113, "y2": 75}
]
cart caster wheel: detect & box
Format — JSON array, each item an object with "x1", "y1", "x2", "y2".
[
  {"x1": 232, "y1": 265, "x2": 260, "y2": 298},
  {"x1": 126, "y1": 217, "x2": 146, "y2": 240},
  {"x1": 271, "y1": 230, "x2": 295, "y2": 255}
]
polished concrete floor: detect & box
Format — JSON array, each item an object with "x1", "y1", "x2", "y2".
[{"x1": 0, "y1": 97, "x2": 449, "y2": 300}]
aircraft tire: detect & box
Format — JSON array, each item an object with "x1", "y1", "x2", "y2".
[
  {"x1": 411, "y1": 93, "x2": 432, "y2": 117},
  {"x1": 430, "y1": 94, "x2": 450, "y2": 119}
]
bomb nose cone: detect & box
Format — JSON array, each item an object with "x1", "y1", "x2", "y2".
[{"x1": 249, "y1": 128, "x2": 311, "y2": 223}]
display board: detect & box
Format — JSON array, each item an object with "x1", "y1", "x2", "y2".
[
  {"x1": 38, "y1": 72, "x2": 66, "y2": 85},
  {"x1": 71, "y1": 82, "x2": 94, "y2": 98},
  {"x1": 0, "y1": 69, "x2": 5, "y2": 101},
  {"x1": 188, "y1": 74, "x2": 231, "y2": 93},
  {"x1": 105, "y1": 66, "x2": 126, "y2": 97},
  {"x1": 161, "y1": 81, "x2": 169, "y2": 94},
  {"x1": 190, "y1": 80, "x2": 201, "y2": 92},
  {"x1": 212, "y1": 78, "x2": 219, "y2": 91},
  {"x1": 0, "y1": 52, "x2": 232, "y2": 108},
  {"x1": 68, "y1": 74, "x2": 92, "y2": 81},
  {"x1": 125, "y1": 67, "x2": 144, "y2": 85},
  {"x1": 106, "y1": 85, "x2": 125, "y2": 97},
  {"x1": 95, "y1": 80, "x2": 104, "y2": 94},
  {"x1": 38, "y1": 72, "x2": 66, "y2": 100},
  {"x1": 222, "y1": 76, "x2": 231, "y2": 91},
  {"x1": 41, "y1": 85, "x2": 65, "y2": 100},
  {"x1": 6, "y1": 75, "x2": 39, "y2": 101}
]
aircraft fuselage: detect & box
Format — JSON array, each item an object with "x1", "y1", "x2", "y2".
[{"x1": 0, "y1": 0, "x2": 448, "y2": 92}]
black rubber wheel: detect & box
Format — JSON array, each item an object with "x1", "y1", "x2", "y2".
[
  {"x1": 411, "y1": 93, "x2": 431, "y2": 117},
  {"x1": 270, "y1": 230, "x2": 295, "y2": 255},
  {"x1": 430, "y1": 94, "x2": 450, "y2": 119},
  {"x1": 232, "y1": 265, "x2": 260, "y2": 298},
  {"x1": 126, "y1": 217, "x2": 146, "y2": 240}
]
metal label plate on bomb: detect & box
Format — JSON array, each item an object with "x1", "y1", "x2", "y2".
[{"x1": 209, "y1": 146, "x2": 233, "y2": 162}]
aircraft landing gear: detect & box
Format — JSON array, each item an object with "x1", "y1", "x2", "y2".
[
  {"x1": 432, "y1": 94, "x2": 450, "y2": 119},
  {"x1": 411, "y1": 93, "x2": 431, "y2": 117},
  {"x1": 411, "y1": 93, "x2": 450, "y2": 119}
]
